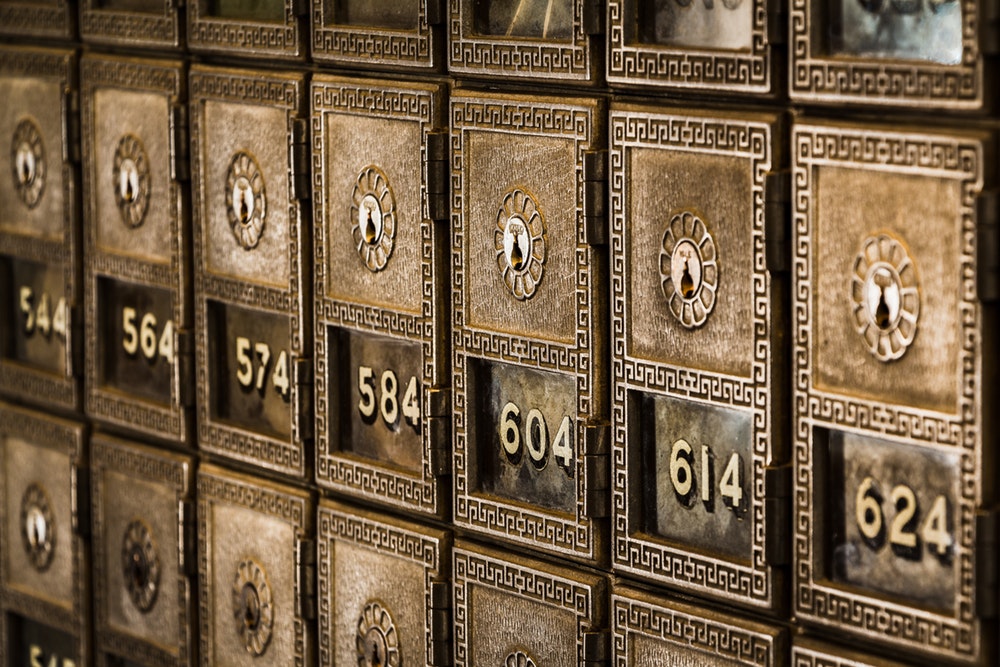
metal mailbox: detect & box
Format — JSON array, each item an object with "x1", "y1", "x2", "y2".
[
  {"x1": 610, "y1": 105, "x2": 790, "y2": 612},
  {"x1": 0, "y1": 47, "x2": 81, "y2": 413},
  {"x1": 793, "y1": 121, "x2": 998, "y2": 664},
  {"x1": 448, "y1": 0, "x2": 602, "y2": 82},
  {"x1": 607, "y1": 0, "x2": 783, "y2": 95},
  {"x1": 792, "y1": 637, "x2": 920, "y2": 667},
  {"x1": 80, "y1": 0, "x2": 183, "y2": 50},
  {"x1": 612, "y1": 586, "x2": 787, "y2": 666},
  {"x1": 191, "y1": 66, "x2": 312, "y2": 479},
  {"x1": 0, "y1": 403, "x2": 88, "y2": 667},
  {"x1": 82, "y1": 55, "x2": 194, "y2": 447},
  {"x1": 188, "y1": 0, "x2": 306, "y2": 60},
  {"x1": 0, "y1": 0, "x2": 75, "y2": 40},
  {"x1": 453, "y1": 541, "x2": 608, "y2": 666},
  {"x1": 90, "y1": 434, "x2": 195, "y2": 666},
  {"x1": 317, "y1": 500, "x2": 451, "y2": 666},
  {"x1": 313, "y1": 75, "x2": 450, "y2": 517},
  {"x1": 451, "y1": 90, "x2": 609, "y2": 565},
  {"x1": 789, "y1": 0, "x2": 996, "y2": 110},
  {"x1": 311, "y1": 0, "x2": 444, "y2": 70},
  {"x1": 197, "y1": 464, "x2": 315, "y2": 667}
]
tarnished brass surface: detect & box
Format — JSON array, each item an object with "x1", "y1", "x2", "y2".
[
  {"x1": 311, "y1": 0, "x2": 442, "y2": 70},
  {"x1": 80, "y1": 0, "x2": 183, "y2": 50},
  {"x1": 90, "y1": 434, "x2": 194, "y2": 666},
  {"x1": 792, "y1": 637, "x2": 923, "y2": 667},
  {"x1": 0, "y1": 0, "x2": 75, "y2": 40},
  {"x1": 0, "y1": 403, "x2": 88, "y2": 667},
  {"x1": 188, "y1": 0, "x2": 307, "y2": 60}
]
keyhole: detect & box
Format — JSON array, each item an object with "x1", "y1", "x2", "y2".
[
  {"x1": 371, "y1": 640, "x2": 382, "y2": 667},
  {"x1": 27, "y1": 507, "x2": 45, "y2": 547},
  {"x1": 16, "y1": 146, "x2": 33, "y2": 185},
  {"x1": 363, "y1": 203, "x2": 377, "y2": 244},
  {"x1": 238, "y1": 190, "x2": 249, "y2": 223},
  {"x1": 874, "y1": 287, "x2": 891, "y2": 330},
  {"x1": 129, "y1": 547, "x2": 148, "y2": 589},
  {"x1": 680, "y1": 257, "x2": 695, "y2": 298},
  {"x1": 241, "y1": 584, "x2": 261, "y2": 630},
  {"x1": 510, "y1": 235, "x2": 525, "y2": 270}
]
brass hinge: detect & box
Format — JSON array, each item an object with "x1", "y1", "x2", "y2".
[
  {"x1": 765, "y1": 170, "x2": 791, "y2": 274},
  {"x1": 583, "y1": 630, "x2": 610, "y2": 666},
  {"x1": 980, "y1": 0, "x2": 1000, "y2": 55},
  {"x1": 583, "y1": 0, "x2": 604, "y2": 35},
  {"x1": 291, "y1": 0, "x2": 309, "y2": 17},
  {"x1": 976, "y1": 510, "x2": 998, "y2": 618},
  {"x1": 294, "y1": 356, "x2": 314, "y2": 443},
  {"x1": 296, "y1": 538, "x2": 317, "y2": 620},
  {"x1": 178, "y1": 499, "x2": 197, "y2": 577},
  {"x1": 583, "y1": 423, "x2": 610, "y2": 519},
  {"x1": 170, "y1": 103, "x2": 189, "y2": 182},
  {"x1": 175, "y1": 327, "x2": 195, "y2": 407},
  {"x1": 977, "y1": 190, "x2": 1000, "y2": 303},
  {"x1": 428, "y1": 416, "x2": 451, "y2": 477},
  {"x1": 290, "y1": 117, "x2": 311, "y2": 201},
  {"x1": 426, "y1": 0, "x2": 444, "y2": 26},
  {"x1": 62, "y1": 89, "x2": 79, "y2": 164},
  {"x1": 427, "y1": 130, "x2": 449, "y2": 222},
  {"x1": 429, "y1": 580, "x2": 452, "y2": 666},
  {"x1": 584, "y1": 151, "x2": 608, "y2": 247},
  {"x1": 68, "y1": 303, "x2": 83, "y2": 380},
  {"x1": 764, "y1": 465, "x2": 792, "y2": 566},
  {"x1": 767, "y1": 0, "x2": 787, "y2": 45},
  {"x1": 71, "y1": 462, "x2": 90, "y2": 538}
]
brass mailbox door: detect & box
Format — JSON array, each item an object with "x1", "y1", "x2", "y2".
[
  {"x1": 197, "y1": 464, "x2": 314, "y2": 667},
  {"x1": 0, "y1": 47, "x2": 81, "y2": 413},
  {"x1": 453, "y1": 542, "x2": 607, "y2": 666},
  {"x1": 191, "y1": 66, "x2": 312, "y2": 480},
  {"x1": 610, "y1": 105, "x2": 789, "y2": 612},
  {"x1": 0, "y1": 404, "x2": 88, "y2": 667},
  {"x1": 188, "y1": 0, "x2": 306, "y2": 60},
  {"x1": 80, "y1": 0, "x2": 183, "y2": 50},
  {"x1": 451, "y1": 91, "x2": 609, "y2": 565},
  {"x1": 607, "y1": 0, "x2": 780, "y2": 95},
  {"x1": 612, "y1": 586, "x2": 788, "y2": 666},
  {"x1": 313, "y1": 76, "x2": 449, "y2": 518},
  {"x1": 793, "y1": 121, "x2": 997, "y2": 664},
  {"x1": 793, "y1": 637, "x2": 921, "y2": 667},
  {"x1": 448, "y1": 0, "x2": 601, "y2": 83},
  {"x1": 90, "y1": 435, "x2": 195, "y2": 666},
  {"x1": 789, "y1": 0, "x2": 989, "y2": 110},
  {"x1": 311, "y1": 0, "x2": 443, "y2": 70},
  {"x1": 82, "y1": 56, "x2": 193, "y2": 447},
  {"x1": 317, "y1": 500, "x2": 451, "y2": 666},
  {"x1": 0, "y1": 0, "x2": 74, "y2": 40}
]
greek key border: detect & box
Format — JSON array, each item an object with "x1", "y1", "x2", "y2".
[
  {"x1": 0, "y1": 2, "x2": 73, "y2": 39},
  {"x1": 792, "y1": 124, "x2": 983, "y2": 662},
  {"x1": 188, "y1": 0, "x2": 302, "y2": 58},
  {"x1": 311, "y1": 0, "x2": 438, "y2": 69},
  {"x1": 609, "y1": 110, "x2": 777, "y2": 607},
  {"x1": 80, "y1": 0, "x2": 181, "y2": 49}
]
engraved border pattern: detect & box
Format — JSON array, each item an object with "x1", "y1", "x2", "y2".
[
  {"x1": 312, "y1": 80, "x2": 446, "y2": 516},
  {"x1": 451, "y1": 96, "x2": 602, "y2": 560},
  {"x1": 80, "y1": 0, "x2": 181, "y2": 49},
  {"x1": 609, "y1": 111, "x2": 776, "y2": 606},
  {"x1": 792, "y1": 125, "x2": 982, "y2": 660},
  {"x1": 607, "y1": 0, "x2": 772, "y2": 93},
  {"x1": 188, "y1": 1, "x2": 302, "y2": 58},
  {"x1": 0, "y1": 1, "x2": 73, "y2": 39},
  {"x1": 311, "y1": 0, "x2": 438, "y2": 69},
  {"x1": 789, "y1": 0, "x2": 983, "y2": 108},
  {"x1": 81, "y1": 56, "x2": 192, "y2": 445}
]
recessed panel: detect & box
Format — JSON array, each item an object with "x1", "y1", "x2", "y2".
[
  {"x1": 189, "y1": 0, "x2": 305, "y2": 59},
  {"x1": 2, "y1": 257, "x2": 68, "y2": 376},
  {"x1": 81, "y1": 0, "x2": 182, "y2": 50},
  {"x1": 0, "y1": 0, "x2": 74, "y2": 40},
  {"x1": 312, "y1": 0, "x2": 439, "y2": 69}
]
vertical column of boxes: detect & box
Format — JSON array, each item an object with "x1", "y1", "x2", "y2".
[
  {"x1": 190, "y1": 66, "x2": 312, "y2": 480},
  {"x1": 187, "y1": 0, "x2": 307, "y2": 60},
  {"x1": 609, "y1": 106, "x2": 790, "y2": 612},
  {"x1": 451, "y1": 90, "x2": 610, "y2": 565},
  {"x1": 0, "y1": 48, "x2": 82, "y2": 414},
  {"x1": 79, "y1": 0, "x2": 184, "y2": 51},
  {"x1": 792, "y1": 121, "x2": 997, "y2": 664},
  {"x1": 82, "y1": 55, "x2": 194, "y2": 447},
  {"x1": 312, "y1": 76, "x2": 451, "y2": 518},
  {"x1": 0, "y1": 404, "x2": 88, "y2": 666}
]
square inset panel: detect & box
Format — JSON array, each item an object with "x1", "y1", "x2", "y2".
[
  {"x1": 312, "y1": 0, "x2": 443, "y2": 70},
  {"x1": 80, "y1": 0, "x2": 183, "y2": 50},
  {"x1": 188, "y1": 0, "x2": 306, "y2": 60}
]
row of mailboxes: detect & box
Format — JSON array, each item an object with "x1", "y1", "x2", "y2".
[
  {"x1": 1, "y1": 48, "x2": 998, "y2": 663},
  {"x1": 0, "y1": 0, "x2": 996, "y2": 109},
  {"x1": 3, "y1": 401, "x2": 963, "y2": 667}
]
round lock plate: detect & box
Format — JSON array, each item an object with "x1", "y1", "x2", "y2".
[
  {"x1": 494, "y1": 188, "x2": 547, "y2": 300},
  {"x1": 504, "y1": 650, "x2": 537, "y2": 667},
  {"x1": 121, "y1": 519, "x2": 160, "y2": 612},
  {"x1": 232, "y1": 559, "x2": 274, "y2": 657},
  {"x1": 351, "y1": 165, "x2": 397, "y2": 272},
  {"x1": 850, "y1": 233, "x2": 920, "y2": 362},
  {"x1": 113, "y1": 133, "x2": 151, "y2": 229},
  {"x1": 226, "y1": 151, "x2": 267, "y2": 250},
  {"x1": 659, "y1": 211, "x2": 718, "y2": 329},
  {"x1": 11, "y1": 118, "x2": 46, "y2": 209},
  {"x1": 356, "y1": 601, "x2": 399, "y2": 667},
  {"x1": 20, "y1": 483, "x2": 55, "y2": 572}
]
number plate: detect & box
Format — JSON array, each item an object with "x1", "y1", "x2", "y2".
[
  {"x1": 318, "y1": 500, "x2": 450, "y2": 667},
  {"x1": 612, "y1": 586, "x2": 787, "y2": 666},
  {"x1": 451, "y1": 92, "x2": 608, "y2": 564},
  {"x1": 449, "y1": 0, "x2": 599, "y2": 82},
  {"x1": 82, "y1": 56, "x2": 193, "y2": 445},
  {"x1": 80, "y1": 0, "x2": 183, "y2": 50},
  {"x1": 610, "y1": 106, "x2": 788, "y2": 611},
  {"x1": 0, "y1": 404, "x2": 87, "y2": 665},
  {"x1": 0, "y1": 48, "x2": 80, "y2": 412},
  {"x1": 311, "y1": 0, "x2": 442, "y2": 69},
  {"x1": 0, "y1": 0, "x2": 74, "y2": 39},
  {"x1": 312, "y1": 76, "x2": 449, "y2": 515},
  {"x1": 453, "y1": 542, "x2": 606, "y2": 667},
  {"x1": 607, "y1": 0, "x2": 779, "y2": 94},
  {"x1": 793, "y1": 122, "x2": 996, "y2": 663},
  {"x1": 191, "y1": 66, "x2": 311, "y2": 479},
  {"x1": 790, "y1": 0, "x2": 989, "y2": 109},
  {"x1": 188, "y1": 0, "x2": 306, "y2": 60},
  {"x1": 197, "y1": 464, "x2": 314, "y2": 667},
  {"x1": 90, "y1": 434, "x2": 195, "y2": 666}
]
